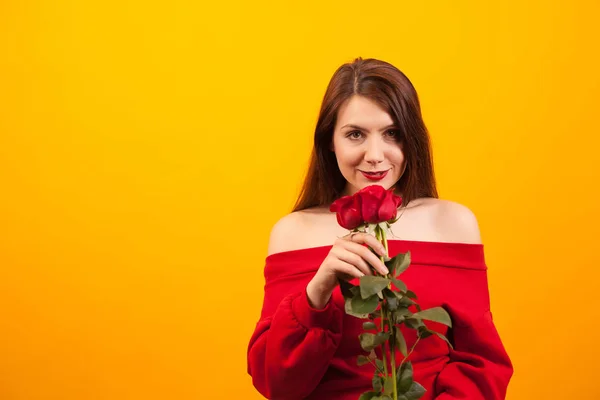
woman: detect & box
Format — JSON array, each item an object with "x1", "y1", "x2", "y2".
[{"x1": 247, "y1": 57, "x2": 513, "y2": 399}]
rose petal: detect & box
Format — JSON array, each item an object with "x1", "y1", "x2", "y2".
[
  {"x1": 331, "y1": 194, "x2": 364, "y2": 229},
  {"x1": 360, "y1": 192, "x2": 381, "y2": 223},
  {"x1": 394, "y1": 194, "x2": 403, "y2": 208},
  {"x1": 330, "y1": 195, "x2": 353, "y2": 212},
  {"x1": 338, "y1": 206, "x2": 362, "y2": 230},
  {"x1": 378, "y1": 190, "x2": 398, "y2": 221},
  {"x1": 357, "y1": 184, "x2": 386, "y2": 199}
]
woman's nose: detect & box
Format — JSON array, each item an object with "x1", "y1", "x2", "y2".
[{"x1": 364, "y1": 137, "x2": 385, "y2": 164}]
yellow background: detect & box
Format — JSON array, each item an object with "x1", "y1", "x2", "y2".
[{"x1": 1, "y1": 1, "x2": 599, "y2": 399}]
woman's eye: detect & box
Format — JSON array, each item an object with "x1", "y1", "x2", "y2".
[
  {"x1": 347, "y1": 130, "x2": 362, "y2": 139},
  {"x1": 386, "y1": 130, "x2": 399, "y2": 137}
]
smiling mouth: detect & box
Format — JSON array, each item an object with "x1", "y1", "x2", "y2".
[
  {"x1": 360, "y1": 169, "x2": 390, "y2": 180},
  {"x1": 360, "y1": 169, "x2": 389, "y2": 175}
]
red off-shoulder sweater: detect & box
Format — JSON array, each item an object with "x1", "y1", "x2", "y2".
[{"x1": 247, "y1": 240, "x2": 513, "y2": 399}]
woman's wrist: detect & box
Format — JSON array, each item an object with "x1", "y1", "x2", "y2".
[{"x1": 306, "y1": 278, "x2": 334, "y2": 309}]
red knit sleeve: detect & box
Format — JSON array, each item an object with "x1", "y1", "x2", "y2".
[
  {"x1": 433, "y1": 268, "x2": 513, "y2": 399},
  {"x1": 247, "y1": 256, "x2": 344, "y2": 399}
]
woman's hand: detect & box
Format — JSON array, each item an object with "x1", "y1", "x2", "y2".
[{"x1": 306, "y1": 232, "x2": 389, "y2": 309}]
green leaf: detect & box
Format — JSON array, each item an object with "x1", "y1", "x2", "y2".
[
  {"x1": 405, "y1": 290, "x2": 417, "y2": 299},
  {"x1": 339, "y1": 280, "x2": 356, "y2": 298},
  {"x1": 417, "y1": 326, "x2": 432, "y2": 339},
  {"x1": 412, "y1": 307, "x2": 452, "y2": 327},
  {"x1": 359, "y1": 332, "x2": 390, "y2": 352},
  {"x1": 404, "y1": 381, "x2": 426, "y2": 400},
  {"x1": 383, "y1": 288, "x2": 398, "y2": 311},
  {"x1": 351, "y1": 294, "x2": 380, "y2": 315},
  {"x1": 399, "y1": 296, "x2": 417, "y2": 307},
  {"x1": 391, "y1": 278, "x2": 407, "y2": 292},
  {"x1": 375, "y1": 331, "x2": 390, "y2": 345},
  {"x1": 360, "y1": 333, "x2": 376, "y2": 352},
  {"x1": 357, "y1": 355, "x2": 370, "y2": 366},
  {"x1": 372, "y1": 375, "x2": 383, "y2": 392},
  {"x1": 345, "y1": 297, "x2": 370, "y2": 318},
  {"x1": 404, "y1": 317, "x2": 425, "y2": 330},
  {"x1": 386, "y1": 251, "x2": 411, "y2": 277},
  {"x1": 358, "y1": 392, "x2": 379, "y2": 400},
  {"x1": 363, "y1": 321, "x2": 377, "y2": 330},
  {"x1": 397, "y1": 361, "x2": 414, "y2": 393},
  {"x1": 375, "y1": 359, "x2": 384, "y2": 371},
  {"x1": 394, "y1": 307, "x2": 412, "y2": 320},
  {"x1": 430, "y1": 331, "x2": 454, "y2": 350},
  {"x1": 383, "y1": 376, "x2": 394, "y2": 395},
  {"x1": 360, "y1": 276, "x2": 391, "y2": 299},
  {"x1": 394, "y1": 326, "x2": 408, "y2": 356}
]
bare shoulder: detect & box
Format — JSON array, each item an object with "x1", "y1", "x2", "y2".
[
  {"x1": 266, "y1": 212, "x2": 306, "y2": 256},
  {"x1": 432, "y1": 199, "x2": 482, "y2": 244},
  {"x1": 266, "y1": 206, "x2": 340, "y2": 256}
]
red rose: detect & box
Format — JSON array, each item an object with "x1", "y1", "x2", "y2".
[
  {"x1": 329, "y1": 194, "x2": 363, "y2": 230},
  {"x1": 330, "y1": 185, "x2": 403, "y2": 229},
  {"x1": 357, "y1": 185, "x2": 402, "y2": 223}
]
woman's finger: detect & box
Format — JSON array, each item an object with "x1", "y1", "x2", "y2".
[
  {"x1": 336, "y1": 259, "x2": 365, "y2": 280},
  {"x1": 345, "y1": 232, "x2": 387, "y2": 256},
  {"x1": 339, "y1": 237, "x2": 389, "y2": 275},
  {"x1": 331, "y1": 247, "x2": 373, "y2": 276}
]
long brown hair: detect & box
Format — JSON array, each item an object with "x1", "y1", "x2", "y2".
[{"x1": 292, "y1": 57, "x2": 438, "y2": 212}]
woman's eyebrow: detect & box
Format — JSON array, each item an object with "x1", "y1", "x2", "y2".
[{"x1": 340, "y1": 123, "x2": 398, "y2": 131}]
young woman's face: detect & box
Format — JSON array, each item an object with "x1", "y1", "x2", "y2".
[{"x1": 332, "y1": 95, "x2": 406, "y2": 196}]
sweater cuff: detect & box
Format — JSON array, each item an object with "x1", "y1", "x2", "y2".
[{"x1": 291, "y1": 289, "x2": 342, "y2": 331}]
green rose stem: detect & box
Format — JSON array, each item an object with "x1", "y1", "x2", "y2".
[
  {"x1": 375, "y1": 224, "x2": 397, "y2": 400},
  {"x1": 378, "y1": 235, "x2": 389, "y2": 379}
]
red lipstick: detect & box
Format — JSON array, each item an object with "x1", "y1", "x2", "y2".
[{"x1": 360, "y1": 170, "x2": 389, "y2": 181}]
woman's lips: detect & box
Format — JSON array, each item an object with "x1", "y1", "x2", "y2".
[{"x1": 360, "y1": 170, "x2": 389, "y2": 181}]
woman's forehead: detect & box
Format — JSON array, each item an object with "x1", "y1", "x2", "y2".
[{"x1": 336, "y1": 96, "x2": 395, "y2": 130}]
